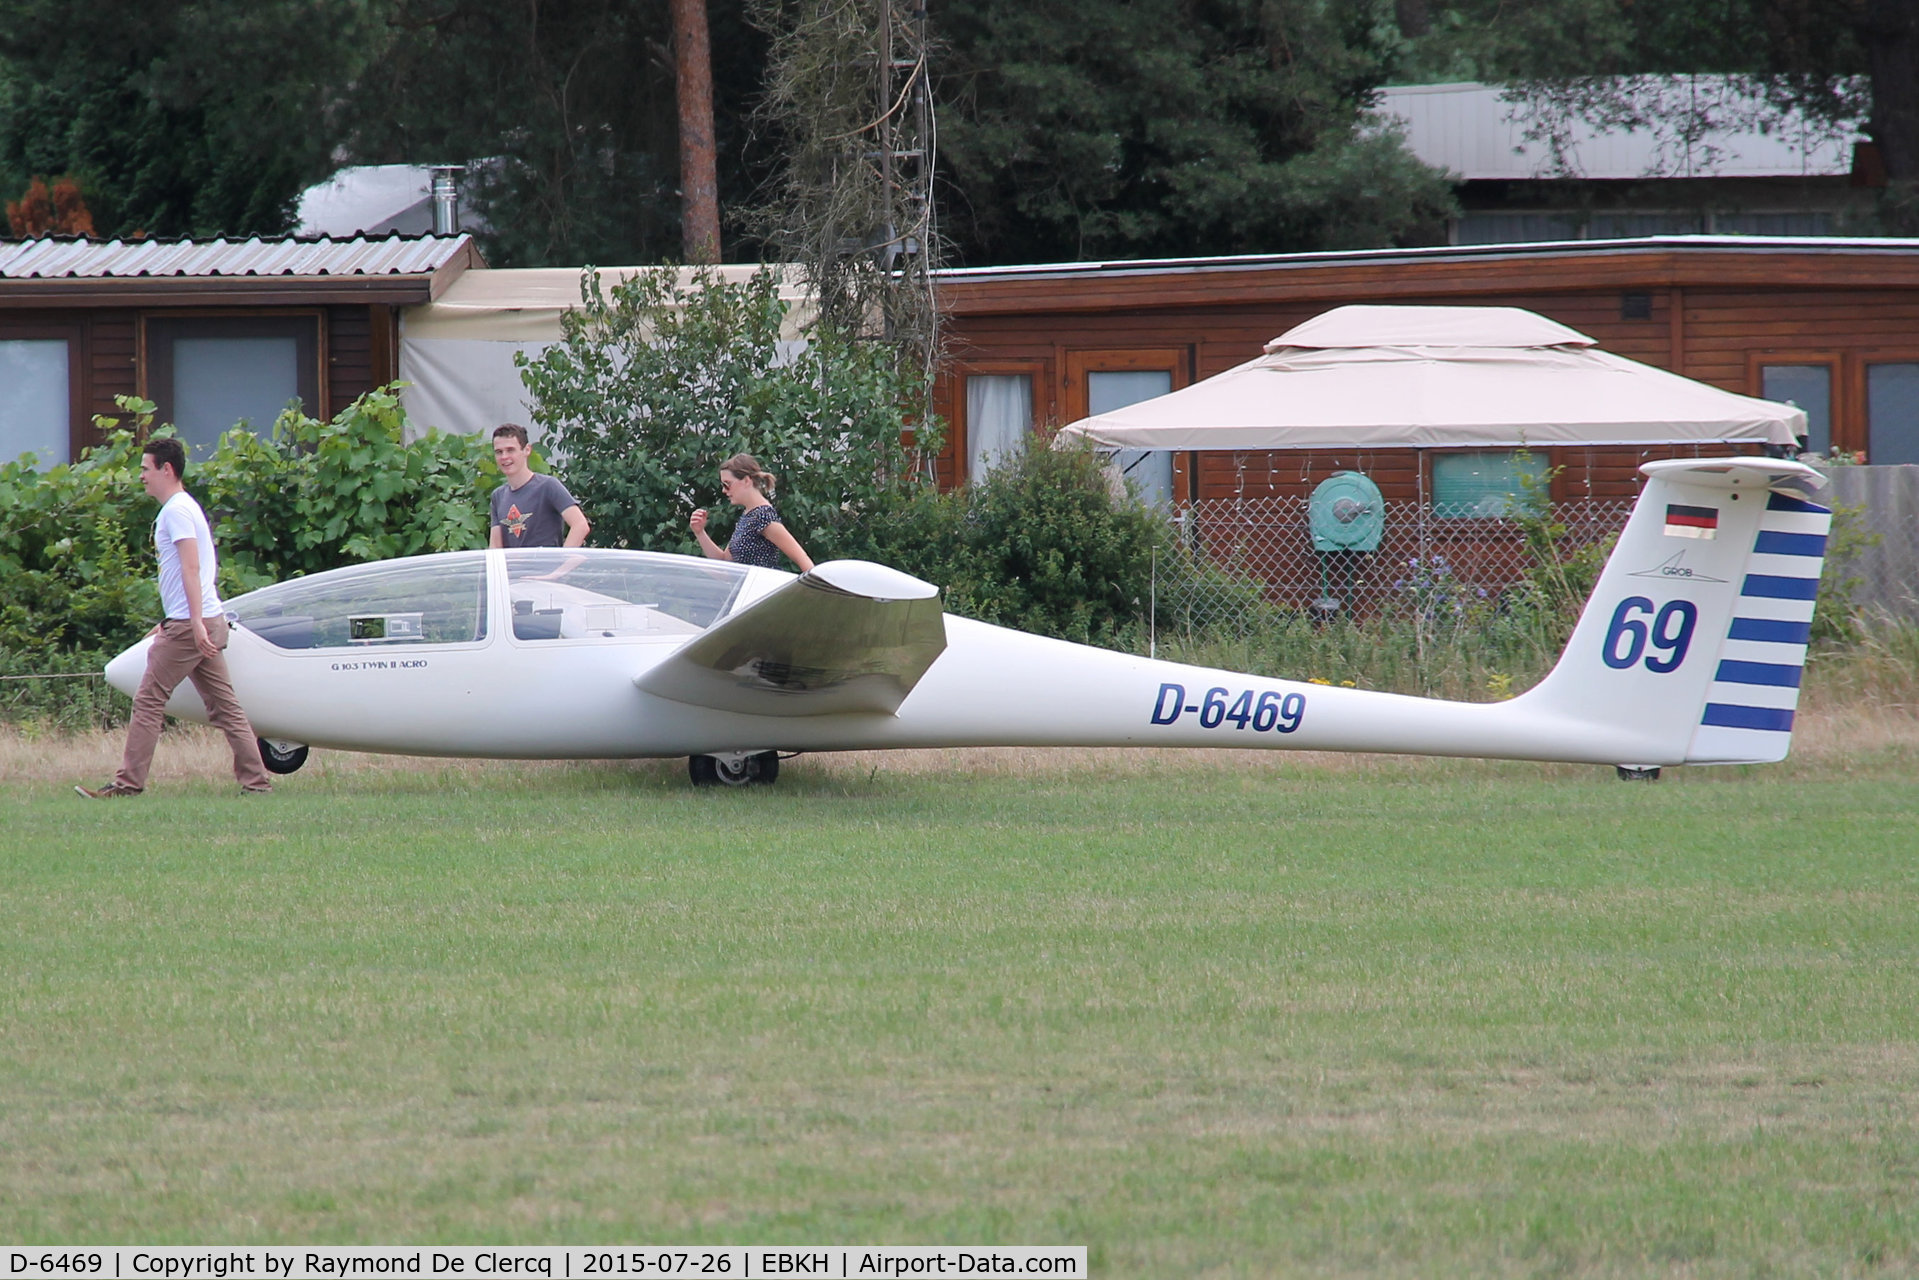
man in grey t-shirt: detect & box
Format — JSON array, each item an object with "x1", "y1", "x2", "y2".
[{"x1": 488, "y1": 424, "x2": 590, "y2": 548}]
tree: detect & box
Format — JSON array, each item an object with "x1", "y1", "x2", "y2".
[
  {"x1": 0, "y1": 0, "x2": 373, "y2": 239},
  {"x1": 746, "y1": 0, "x2": 939, "y2": 384},
  {"x1": 931, "y1": 0, "x2": 1456, "y2": 263},
  {"x1": 6, "y1": 173, "x2": 94, "y2": 236},
  {"x1": 333, "y1": 0, "x2": 770, "y2": 267},
  {"x1": 515, "y1": 267, "x2": 938, "y2": 559},
  {"x1": 673, "y1": 0, "x2": 722, "y2": 263}
]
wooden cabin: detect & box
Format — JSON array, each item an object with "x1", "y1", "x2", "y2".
[
  {"x1": 930, "y1": 236, "x2": 1919, "y2": 606},
  {"x1": 931, "y1": 236, "x2": 1919, "y2": 500},
  {"x1": 0, "y1": 235, "x2": 484, "y2": 466}
]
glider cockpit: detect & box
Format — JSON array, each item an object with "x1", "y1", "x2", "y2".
[{"x1": 226, "y1": 549, "x2": 754, "y2": 651}]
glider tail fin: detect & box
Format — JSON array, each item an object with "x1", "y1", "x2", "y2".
[{"x1": 1515, "y1": 457, "x2": 1830, "y2": 767}]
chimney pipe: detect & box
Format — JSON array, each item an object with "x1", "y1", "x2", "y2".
[{"x1": 429, "y1": 166, "x2": 464, "y2": 235}]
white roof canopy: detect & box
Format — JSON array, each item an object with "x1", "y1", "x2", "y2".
[
  {"x1": 403, "y1": 264, "x2": 814, "y2": 342},
  {"x1": 1054, "y1": 305, "x2": 1804, "y2": 451},
  {"x1": 396, "y1": 264, "x2": 814, "y2": 438}
]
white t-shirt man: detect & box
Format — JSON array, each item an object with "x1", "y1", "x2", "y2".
[{"x1": 155, "y1": 491, "x2": 223, "y2": 621}]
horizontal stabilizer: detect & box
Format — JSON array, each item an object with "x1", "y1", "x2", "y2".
[{"x1": 635, "y1": 560, "x2": 947, "y2": 717}]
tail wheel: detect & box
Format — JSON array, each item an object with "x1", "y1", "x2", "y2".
[
  {"x1": 258, "y1": 738, "x2": 310, "y2": 775},
  {"x1": 1614, "y1": 765, "x2": 1662, "y2": 782},
  {"x1": 689, "y1": 751, "x2": 779, "y2": 787}
]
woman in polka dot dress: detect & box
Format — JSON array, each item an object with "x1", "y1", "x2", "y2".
[{"x1": 689, "y1": 453, "x2": 815, "y2": 572}]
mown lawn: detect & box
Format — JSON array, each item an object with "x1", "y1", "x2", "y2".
[{"x1": 4, "y1": 742, "x2": 1917, "y2": 1277}]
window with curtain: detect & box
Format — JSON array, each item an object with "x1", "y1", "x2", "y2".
[
  {"x1": 965, "y1": 374, "x2": 1032, "y2": 481},
  {"x1": 1760, "y1": 364, "x2": 1832, "y2": 454},
  {"x1": 0, "y1": 339, "x2": 71, "y2": 467},
  {"x1": 1088, "y1": 369, "x2": 1174, "y2": 506},
  {"x1": 1431, "y1": 451, "x2": 1551, "y2": 518},
  {"x1": 1866, "y1": 363, "x2": 1919, "y2": 465}
]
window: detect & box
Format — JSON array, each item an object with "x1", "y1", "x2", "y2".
[
  {"x1": 1761, "y1": 364, "x2": 1833, "y2": 454},
  {"x1": 1431, "y1": 451, "x2": 1551, "y2": 519},
  {"x1": 1455, "y1": 212, "x2": 1580, "y2": 244},
  {"x1": 1088, "y1": 369, "x2": 1175, "y2": 506},
  {"x1": 227, "y1": 553, "x2": 489, "y2": 649},
  {"x1": 965, "y1": 374, "x2": 1033, "y2": 481},
  {"x1": 0, "y1": 339, "x2": 72, "y2": 467},
  {"x1": 1866, "y1": 363, "x2": 1919, "y2": 465},
  {"x1": 145, "y1": 315, "x2": 320, "y2": 454},
  {"x1": 504, "y1": 550, "x2": 747, "y2": 641}
]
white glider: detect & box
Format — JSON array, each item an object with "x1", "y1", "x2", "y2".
[{"x1": 106, "y1": 457, "x2": 1831, "y2": 785}]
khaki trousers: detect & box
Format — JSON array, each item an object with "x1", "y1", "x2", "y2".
[{"x1": 115, "y1": 616, "x2": 273, "y2": 792}]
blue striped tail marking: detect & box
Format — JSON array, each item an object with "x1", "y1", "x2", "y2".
[
  {"x1": 1702, "y1": 704, "x2": 1796, "y2": 732},
  {"x1": 1715, "y1": 659, "x2": 1803, "y2": 688},
  {"x1": 1742, "y1": 573, "x2": 1821, "y2": 601},
  {"x1": 1754, "y1": 530, "x2": 1827, "y2": 558},
  {"x1": 1728, "y1": 617, "x2": 1812, "y2": 645},
  {"x1": 1767, "y1": 492, "x2": 1831, "y2": 515}
]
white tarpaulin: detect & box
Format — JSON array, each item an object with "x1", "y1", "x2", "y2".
[
  {"x1": 398, "y1": 265, "x2": 813, "y2": 438},
  {"x1": 1054, "y1": 304, "x2": 1805, "y2": 451}
]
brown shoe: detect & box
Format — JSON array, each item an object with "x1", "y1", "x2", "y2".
[
  {"x1": 76, "y1": 783, "x2": 142, "y2": 799},
  {"x1": 240, "y1": 786, "x2": 273, "y2": 796}
]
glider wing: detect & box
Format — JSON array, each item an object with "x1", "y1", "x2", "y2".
[{"x1": 634, "y1": 560, "x2": 948, "y2": 717}]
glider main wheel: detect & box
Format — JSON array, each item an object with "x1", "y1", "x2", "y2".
[
  {"x1": 688, "y1": 751, "x2": 780, "y2": 787},
  {"x1": 1614, "y1": 765, "x2": 1662, "y2": 782},
  {"x1": 258, "y1": 737, "x2": 310, "y2": 775}
]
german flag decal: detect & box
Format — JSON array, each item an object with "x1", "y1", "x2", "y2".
[{"x1": 1664, "y1": 503, "x2": 1719, "y2": 539}]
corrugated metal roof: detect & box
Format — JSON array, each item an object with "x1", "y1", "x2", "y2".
[{"x1": 0, "y1": 234, "x2": 475, "y2": 279}]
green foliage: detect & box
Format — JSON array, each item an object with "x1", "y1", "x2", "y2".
[
  {"x1": 331, "y1": 0, "x2": 770, "y2": 267},
  {"x1": 190, "y1": 388, "x2": 497, "y2": 581},
  {"x1": 517, "y1": 266, "x2": 938, "y2": 560},
  {"x1": 0, "y1": 645, "x2": 125, "y2": 732},
  {"x1": 0, "y1": 427, "x2": 160, "y2": 657},
  {"x1": 1811, "y1": 498, "x2": 1880, "y2": 646},
  {"x1": 935, "y1": 0, "x2": 1457, "y2": 262},
  {"x1": 855, "y1": 438, "x2": 1184, "y2": 646},
  {"x1": 0, "y1": 0, "x2": 372, "y2": 238},
  {"x1": 931, "y1": 441, "x2": 1169, "y2": 643}
]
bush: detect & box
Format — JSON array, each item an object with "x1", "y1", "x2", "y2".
[
  {"x1": 191, "y1": 388, "x2": 496, "y2": 580},
  {"x1": 516, "y1": 266, "x2": 938, "y2": 560},
  {"x1": 855, "y1": 437, "x2": 1193, "y2": 647},
  {"x1": 0, "y1": 427, "x2": 161, "y2": 657}
]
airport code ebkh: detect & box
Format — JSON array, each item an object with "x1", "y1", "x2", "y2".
[{"x1": 5, "y1": 1250, "x2": 1085, "y2": 1280}]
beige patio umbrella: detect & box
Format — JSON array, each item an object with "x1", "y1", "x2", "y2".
[{"x1": 1054, "y1": 305, "x2": 1804, "y2": 450}]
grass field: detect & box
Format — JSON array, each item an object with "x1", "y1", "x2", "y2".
[{"x1": 5, "y1": 706, "x2": 1918, "y2": 1276}]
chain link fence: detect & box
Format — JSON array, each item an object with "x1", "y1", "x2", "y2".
[
  {"x1": 1154, "y1": 476, "x2": 1919, "y2": 635},
  {"x1": 1153, "y1": 497, "x2": 1636, "y2": 637}
]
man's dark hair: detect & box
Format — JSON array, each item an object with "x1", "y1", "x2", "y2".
[
  {"x1": 492, "y1": 423, "x2": 530, "y2": 448},
  {"x1": 144, "y1": 437, "x2": 187, "y2": 482}
]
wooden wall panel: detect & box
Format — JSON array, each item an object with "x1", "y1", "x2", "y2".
[
  {"x1": 85, "y1": 313, "x2": 138, "y2": 443},
  {"x1": 326, "y1": 306, "x2": 373, "y2": 416}
]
